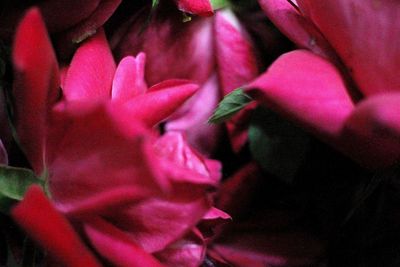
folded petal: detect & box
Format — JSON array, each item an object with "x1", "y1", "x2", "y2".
[
  {"x1": 12, "y1": 8, "x2": 60, "y2": 174},
  {"x1": 112, "y1": 53, "x2": 147, "y2": 100},
  {"x1": 340, "y1": 93, "x2": 400, "y2": 168},
  {"x1": 11, "y1": 186, "x2": 101, "y2": 267},
  {"x1": 297, "y1": 0, "x2": 400, "y2": 95},
  {"x1": 245, "y1": 50, "x2": 354, "y2": 140},
  {"x1": 258, "y1": 0, "x2": 335, "y2": 58},
  {"x1": 84, "y1": 217, "x2": 164, "y2": 267},
  {"x1": 123, "y1": 80, "x2": 198, "y2": 127},
  {"x1": 63, "y1": 29, "x2": 116, "y2": 101},
  {"x1": 47, "y1": 102, "x2": 166, "y2": 215}
]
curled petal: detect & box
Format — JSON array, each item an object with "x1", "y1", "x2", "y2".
[
  {"x1": 112, "y1": 53, "x2": 147, "y2": 100},
  {"x1": 11, "y1": 186, "x2": 101, "y2": 267},
  {"x1": 245, "y1": 50, "x2": 354, "y2": 140},
  {"x1": 84, "y1": 218, "x2": 164, "y2": 267},
  {"x1": 341, "y1": 93, "x2": 400, "y2": 168},
  {"x1": 123, "y1": 80, "x2": 198, "y2": 127},
  {"x1": 12, "y1": 8, "x2": 60, "y2": 174}
]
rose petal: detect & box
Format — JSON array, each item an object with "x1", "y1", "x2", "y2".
[
  {"x1": 245, "y1": 50, "x2": 354, "y2": 140},
  {"x1": 12, "y1": 8, "x2": 60, "y2": 174},
  {"x1": 11, "y1": 186, "x2": 101, "y2": 267},
  {"x1": 297, "y1": 0, "x2": 400, "y2": 95},
  {"x1": 63, "y1": 29, "x2": 116, "y2": 101},
  {"x1": 84, "y1": 217, "x2": 164, "y2": 267},
  {"x1": 175, "y1": 0, "x2": 213, "y2": 16},
  {"x1": 112, "y1": 53, "x2": 147, "y2": 100}
]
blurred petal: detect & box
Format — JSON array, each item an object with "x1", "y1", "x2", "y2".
[
  {"x1": 341, "y1": 93, "x2": 400, "y2": 168},
  {"x1": 165, "y1": 75, "x2": 222, "y2": 155},
  {"x1": 84, "y1": 218, "x2": 164, "y2": 267},
  {"x1": 11, "y1": 186, "x2": 101, "y2": 267},
  {"x1": 112, "y1": 53, "x2": 147, "y2": 100},
  {"x1": 297, "y1": 0, "x2": 400, "y2": 95},
  {"x1": 47, "y1": 102, "x2": 166, "y2": 215},
  {"x1": 123, "y1": 80, "x2": 198, "y2": 127},
  {"x1": 12, "y1": 8, "x2": 60, "y2": 174},
  {"x1": 245, "y1": 50, "x2": 354, "y2": 140},
  {"x1": 63, "y1": 29, "x2": 116, "y2": 101}
]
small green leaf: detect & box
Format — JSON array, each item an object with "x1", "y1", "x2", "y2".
[
  {"x1": 208, "y1": 88, "x2": 253, "y2": 124},
  {"x1": 0, "y1": 165, "x2": 44, "y2": 213},
  {"x1": 152, "y1": 0, "x2": 160, "y2": 8},
  {"x1": 210, "y1": 0, "x2": 229, "y2": 10},
  {"x1": 249, "y1": 107, "x2": 310, "y2": 184}
]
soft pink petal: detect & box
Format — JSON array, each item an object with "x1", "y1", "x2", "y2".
[
  {"x1": 245, "y1": 50, "x2": 354, "y2": 140},
  {"x1": 340, "y1": 93, "x2": 400, "y2": 168},
  {"x1": 63, "y1": 29, "x2": 116, "y2": 101},
  {"x1": 258, "y1": 0, "x2": 335, "y2": 58},
  {"x1": 47, "y1": 102, "x2": 166, "y2": 215},
  {"x1": 122, "y1": 80, "x2": 198, "y2": 127},
  {"x1": 112, "y1": 53, "x2": 147, "y2": 100},
  {"x1": 165, "y1": 75, "x2": 223, "y2": 155},
  {"x1": 84, "y1": 218, "x2": 164, "y2": 267},
  {"x1": 11, "y1": 186, "x2": 101, "y2": 267},
  {"x1": 297, "y1": 0, "x2": 400, "y2": 95},
  {"x1": 12, "y1": 8, "x2": 60, "y2": 175},
  {"x1": 112, "y1": 10, "x2": 214, "y2": 86},
  {"x1": 175, "y1": 0, "x2": 213, "y2": 16}
]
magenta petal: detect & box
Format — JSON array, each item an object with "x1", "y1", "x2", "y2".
[
  {"x1": 258, "y1": 0, "x2": 334, "y2": 58},
  {"x1": 112, "y1": 53, "x2": 147, "y2": 100},
  {"x1": 84, "y1": 218, "x2": 164, "y2": 267},
  {"x1": 123, "y1": 80, "x2": 198, "y2": 127},
  {"x1": 12, "y1": 8, "x2": 60, "y2": 174},
  {"x1": 11, "y1": 186, "x2": 101, "y2": 267},
  {"x1": 340, "y1": 93, "x2": 400, "y2": 168},
  {"x1": 245, "y1": 50, "x2": 354, "y2": 139},
  {"x1": 63, "y1": 29, "x2": 116, "y2": 101},
  {"x1": 175, "y1": 0, "x2": 213, "y2": 16},
  {"x1": 165, "y1": 75, "x2": 223, "y2": 155},
  {"x1": 48, "y1": 102, "x2": 165, "y2": 214},
  {"x1": 297, "y1": 0, "x2": 400, "y2": 95}
]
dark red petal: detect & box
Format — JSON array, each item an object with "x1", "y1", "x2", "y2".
[
  {"x1": 11, "y1": 186, "x2": 101, "y2": 267},
  {"x1": 12, "y1": 8, "x2": 60, "y2": 175}
]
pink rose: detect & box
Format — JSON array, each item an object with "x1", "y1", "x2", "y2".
[
  {"x1": 245, "y1": 0, "x2": 400, "y2": 168},
  {"x1": 11, "y1": 8, "x2": 224, "y2": 266}
]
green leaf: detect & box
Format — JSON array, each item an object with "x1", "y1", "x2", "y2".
[
  {"x1": 249, "y1": 107, "x2": 310, "y2": 184},
  {"x1": 152, "y1": 0, "x2": 160, "y2": 8},
  {"x1": 208, "y1": 88, "x2": 253, "y2": 124},
  {"x1": 210, "y1": 0, "x2": 229, "y2": 10},
  {"x1": 0, "y1": 165, "x2": 44, "y2": 213}
]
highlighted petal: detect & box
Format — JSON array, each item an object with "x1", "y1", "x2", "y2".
[
  {"x1": 11, "y1": 186, "x2": 101, "y2": 267},
  {"x1": 245, "y1": 50, "x2": 354, "y2": 140},
  {"x1": 12, "y1": 8, "x2": 60, "y2": 174},
  {"x1": 63, "y1": 29, "x2": 116, "y2": 101},
  {"x1": 84, "y1": 218, "x2": 164, "y2": 267},
  {"x1": 175, "y1": 0, "x2": 213, "y2": 16},
  {"x1": 112, "y1": 53, "x2": 147, "y2": 100},
  {"x1": 123, "y1": 80, "x2": 198, "y2": 127}
]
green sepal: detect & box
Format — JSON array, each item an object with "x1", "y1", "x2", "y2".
[
  {"x1": 0, "y1": 165, "x2": 44, "y2": 213},
  {"x1": 210, "y1": 0, "x2": 229, "y2": 10},
  {"x1": 249, "y1": 107, "x2": 310, "y2": 184},
  {"x1": 208, "y1": 88, "x2": 253, "y2": 124}
]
